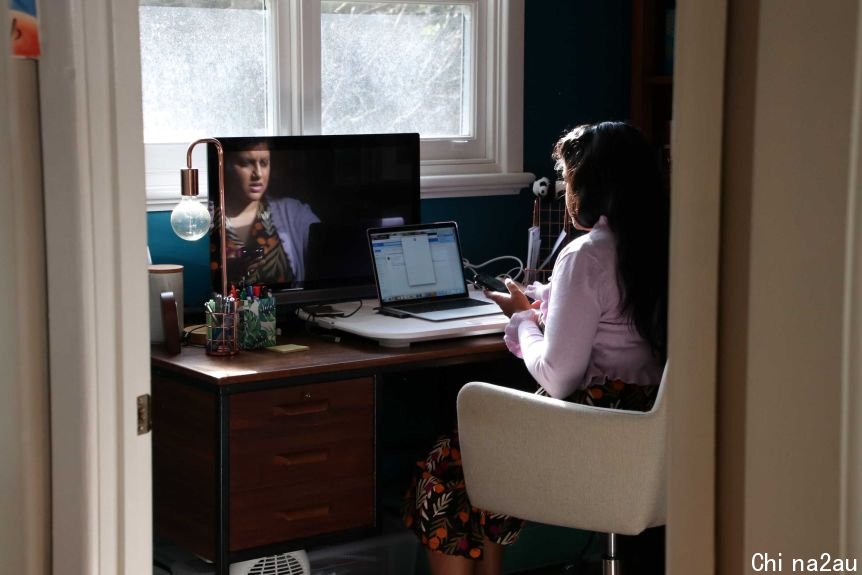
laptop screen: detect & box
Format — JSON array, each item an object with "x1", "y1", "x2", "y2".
[{"x1": 369, "y1": 223, "x2": 469, "y2": 304}]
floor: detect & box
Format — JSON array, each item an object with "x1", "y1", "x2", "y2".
[
  {"x1": 514, "y1": 561, "x2": 601, "y2": 575},
  {"x1": 513, "y1": 526, "x2": 666, "y2": 575},
  {"x1": 154, "y1": 526, "x2": 662, "y2": 574}
]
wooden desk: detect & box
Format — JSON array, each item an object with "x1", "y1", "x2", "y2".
[{"x1": 151, "y1": 333, "x2": 513, "y2": 574}]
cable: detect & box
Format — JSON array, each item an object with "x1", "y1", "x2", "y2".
[
  {"x1": 462, "y1": 255, "x2": 524, "y2": 283},
  {"x1": 338, "y1": 299, "x2": 363, "y2": 318},
  {"x1": 506, "y1": 266, "x2": 525, "y2": 282},
  {"x1": 295, "y1": 300, "x2": 363, "y2": 342},
  {"x1": 463, "y1": 254, "x2": 525, "y2": 272},
  {"x1": 297, "y1": 300, "x2": 362, "y2": 319}
]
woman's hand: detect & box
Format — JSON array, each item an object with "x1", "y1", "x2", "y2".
[{"x1": 484, "y1": 278, "x2": 534, "y2": 318}]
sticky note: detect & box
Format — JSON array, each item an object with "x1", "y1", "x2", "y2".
[{"x1": 267, "y1": 343, "x2": 310, "y2": 354}]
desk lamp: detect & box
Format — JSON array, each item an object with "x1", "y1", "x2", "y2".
[{"x1": 171, "y1": 137, "x2": 237, "y2": 355}]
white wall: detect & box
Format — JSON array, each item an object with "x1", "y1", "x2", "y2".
[
  {"x1": 718, "y1": 1, "x2": 859, "y2": 572},
  {"x1": 669, "y1": 1, "x2": 862, "y2": 572}
]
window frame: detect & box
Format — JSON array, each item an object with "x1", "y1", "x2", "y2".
[{"x1": 144, "y1": 0, "x2": 530, "y2": 211}]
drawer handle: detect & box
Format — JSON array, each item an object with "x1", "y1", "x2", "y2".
[
  {"x1": 277, "y1": 505, "x2": 331, "y2": 522},
  {"x1": 273, "y1": 449, "x2": 329, "y2": 466},
  {"x1": 273, "y1": 400, "x2": 329, "y2": 417}
]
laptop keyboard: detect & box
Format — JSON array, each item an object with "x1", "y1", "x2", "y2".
[{"x1": 397, "y1": 298, "x2": 492, "y2": 313}]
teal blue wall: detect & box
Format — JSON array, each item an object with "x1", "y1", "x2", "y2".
[
  {"x1": 523, "y1": 1, "x2": 631, "y2": 175},
  {"x1": 148, "y1": 212, "x2": 212, "y2": 308},
  {"x1": 147, "y1": 1, "x2": 631, "y2": 310}
]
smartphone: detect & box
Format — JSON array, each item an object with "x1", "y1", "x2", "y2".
[{"x1": 471, "y1": 272, "x2": 508, "y2": 293}]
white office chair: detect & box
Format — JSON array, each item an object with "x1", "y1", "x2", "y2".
[{"x1": 456, "y1": 366, "x2": 667, "y2": 574}]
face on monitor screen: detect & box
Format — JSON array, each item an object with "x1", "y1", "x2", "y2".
[{"x1": 208, "y1": 133, "x2": 420, "y2": 302}]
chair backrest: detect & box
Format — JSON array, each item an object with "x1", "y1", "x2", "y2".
[{"x1": 457, "y1": 364, "x2": 668, "y2": 536}]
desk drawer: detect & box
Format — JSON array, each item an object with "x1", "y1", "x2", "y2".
[
  {"x1": 230, "y1": 475, "x2": 374, "y2": 551},
  {"x1": 230, "y1": 377, "x2": 374, "y2": 435},
  {"x1": 232, "y1": 435, "x2": 373, "y2": 490},
  {"x1": 230, "y1": 377, "x2": 374, "y2": 490}
]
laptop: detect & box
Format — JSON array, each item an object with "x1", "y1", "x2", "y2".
[{"x1": 367, "y1": 222, "x2": 501, "y2": 322}]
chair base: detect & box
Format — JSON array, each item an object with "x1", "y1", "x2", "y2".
[{"x1": 603, "y1": 533, "x2": 620, "y2": 575}]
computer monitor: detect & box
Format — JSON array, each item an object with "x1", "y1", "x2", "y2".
[{"x1": 207, "y1": 133, "x2": 420, "y2": 307}]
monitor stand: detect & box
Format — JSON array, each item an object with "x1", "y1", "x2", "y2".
[{"x1": 295, "y1": 288, "x2": 507, "y2": 348}]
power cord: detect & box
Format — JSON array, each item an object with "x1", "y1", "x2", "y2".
[
  {"x1": 181, "y1": 324, "x2": 208, "y2": 347},
  {"x1": 338, "y1": 299, "x2": 363, "y2": 318},
  {"x1": 295, "y1": 300, "x2": 363, "y2": 343},
  {"x1": 297, "y1": 300, "x2": 363, "y2": 320},
  {"x1": 462, "y1": 255, "x2": 525, "y2": 283}
]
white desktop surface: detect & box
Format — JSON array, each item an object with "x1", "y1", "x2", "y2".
[{"x1": 301, "y1": 288, "x2": 508, "y2": 347}]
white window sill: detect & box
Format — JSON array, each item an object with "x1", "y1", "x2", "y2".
[
  {"x1": 145, "y1": 171, "x2": 535, "y2": 211},
  {"x1": 420, "y1": 172, "x2": 535, "y2": 199}
]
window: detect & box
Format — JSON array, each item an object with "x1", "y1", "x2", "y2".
[
  {"x1": 319, "y1": 3, "x2": 474, "y2": 139},
  {"x1": 139, "y1": 0, "x2": 529, "y2": 209},
  {"x1": 139, "y1": 1, "x2": 270, "y2": 142}
]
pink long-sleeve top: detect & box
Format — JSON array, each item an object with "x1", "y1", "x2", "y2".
[{"x1": 505, "y1": 216, "x2": 662, "y2": 399}]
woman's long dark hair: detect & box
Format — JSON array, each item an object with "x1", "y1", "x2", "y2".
[{"x1": 552, "y1": 122, "x2": 669, "y2": 361}]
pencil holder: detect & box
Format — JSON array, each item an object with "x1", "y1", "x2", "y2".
[
  {"x1": 206, "y1": 310, "x2": 238, "y2": 356},
  {"x1": 238, "y1": 297, "x2": 277, "y2": 350}
]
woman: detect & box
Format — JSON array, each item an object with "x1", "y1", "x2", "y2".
[
  {"x1": 212, "y1": 140, "x2": 319, "y2": 288},
  {"x1": 402, "y1": 121, "x2": 669, "y2": 575}
]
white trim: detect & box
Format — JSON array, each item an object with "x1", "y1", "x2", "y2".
[
  {"x1": 1, "y1": 29, "x2": 51, "y2": 575},
  {"x1": 497, "y1": 0, "x2": 525, "y2": 180},
  {"x1": 111, "y1": 3, "x2": 155, "y2": 569},
  {"x1": 462, "y1": 0, "x2": 479, "y2": 140},
  {"x1": 40, "y1": 2, "x2": 101, "y2": 568},
  {"x1": 0, "y1": 22, "x2": 21, "y2": 573},
  {"x1": 666, "y1": 0, "x2": 725, "y2": 573},
  {"x1": 295, "y1": 0, "x2": 321, "y2": 134},
  {"x1": 283, "y1": 0, "x2": 305, "y2": 134},
  {"x1": 421, "y1": 172, "x2": 534, "y2": 199},
  {"x1": 841, "y1": 0, "x2": 862, "y2": 558},
  {"x1": 40, "y1": 1, "x2": 152, "y2": 574}
]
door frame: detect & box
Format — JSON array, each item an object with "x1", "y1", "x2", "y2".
[
  {"x1": 34, "y1": 0, "x2": 737, "y2": 572},
  {"x1": 666, "y1": 0, "x2": 727, "y2": 572},
  {"x1": 39, "y1": 2, "x2": 152, "y2": 573}
]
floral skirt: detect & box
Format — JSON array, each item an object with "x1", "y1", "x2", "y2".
[
  {"x1": 402, "y1": 429, "x2": 524, "y2": 559},
  {"x1": 402, "y1": 379, "x2": 659, "y2": 559}
]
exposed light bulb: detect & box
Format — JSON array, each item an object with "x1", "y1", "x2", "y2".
[{"x1": 170, "y1": 196, "x2": 211, "y2": 241}]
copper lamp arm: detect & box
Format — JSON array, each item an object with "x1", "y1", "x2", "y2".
[{"x1": 183, "y1": 138, "x2": 227, "y2": 297}]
